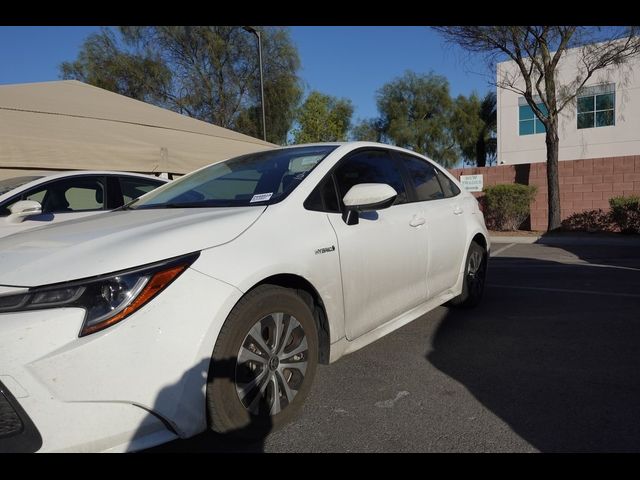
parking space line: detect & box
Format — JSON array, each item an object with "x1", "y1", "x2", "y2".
[
  {"x1": 490, "y1": 261, "x2": 640, "y2": 272},
  {"x1": 487, "y1": 284, "x2": 640, "y2": 298},
  {"x1": 490, "y1": 243, "x2": 516, "y2": 257},
  {"x1": 556, "y1": 262, "x2": 640, "y2": 271},
  {"x1": 490, "y1": 260, "x2": 640, "y2": 272}
]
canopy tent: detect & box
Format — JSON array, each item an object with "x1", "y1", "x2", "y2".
[{"x1": 0, "y1": 80, "x2": 275, "y2": 179}]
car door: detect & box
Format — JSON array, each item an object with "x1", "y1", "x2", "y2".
[
  {"x1": 397, "y1": 153, "x2": 467, "y2": 298},
  {"x1": 2, "y1": 175, "x2": 107, "y2": 234},
  {"x1": 326, "y1": 149, "x2": 429, "y2": 341}
]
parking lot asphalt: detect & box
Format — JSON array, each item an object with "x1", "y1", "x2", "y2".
[{"x1": 150, "y1": 241, "x2": 640, "y2": 453}]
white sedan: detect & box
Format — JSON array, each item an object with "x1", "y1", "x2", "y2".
[
  {"x1": 0, "y1": 171, "x2": 168, "y2": 238},
  {"x1": 0, "y1": 142, "x2": 489, "y2": 452}
]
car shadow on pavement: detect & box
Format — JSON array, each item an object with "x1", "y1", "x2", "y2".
[
  {"x1": 534, "y1": 234, "x2": 640, "y2": 270},
  {"x1": 142, "y1": 357, "x2": 272, "y2": 453},
  {"x1": 427, "y1": 255, "x2": 640, "y2": 452}
]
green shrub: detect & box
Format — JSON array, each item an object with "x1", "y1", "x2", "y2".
[
  {"x1": 609, "y1": 195, "x2": 640, "y2": 234},
  {"x1": 561, "y1": 209, "x2": 614, "y2": 232},
  {"x1": 483, "y1": 184, "x2": 537, "y2": 231}
]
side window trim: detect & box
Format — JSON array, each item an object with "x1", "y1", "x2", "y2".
[
  {"x1": 106, "y1": 175, "x2": 123, "y2": 210},
  {"x1": 328, "y1": 173, "x2": 342, "y2": 213},
  {"x1": 99, "y1": 175, "x2": 108, "y2": 211},
  {"x1": 391, "y1": 150, "x2": 420, "y2": 203}
]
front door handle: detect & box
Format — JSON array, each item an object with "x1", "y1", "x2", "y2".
[
  {"x1": 453, "y1": 206, "x2": 464, "y2": 215},
  {"x1": 410, "y1": 217, "x2": 426, "y2": 227}
]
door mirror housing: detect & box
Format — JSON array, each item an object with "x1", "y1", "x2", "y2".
[
  {"x1": 342, "y1": 183, "x2": 397, "y2": 225},
  {"x1": 6, "y1": 200, "x2": 43, "y2": 223}
]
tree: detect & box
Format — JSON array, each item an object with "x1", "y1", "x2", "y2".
[
  {"x1": 60, "y1": 28, "x2": 171, "y2": 105},
  {"x1": 375, "y1": 71, "x2": 457, "y2": 168},
  {"x1": 451, "y1": 92, "x2": 497, "y2": 167},
  {"x1": 61, "y1": 26, "x2": 302, "y2": 145},
  {"x1": 434, "y1": 26, "x2": 640, "y2": 230},
  {"x1": 292, "y1": 91, "x2": 353, "y2": 143},
  {"x1": 350, "y1": 118, "x2": 384, "y2": 142}
]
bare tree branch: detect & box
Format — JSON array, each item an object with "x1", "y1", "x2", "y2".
[{"x1": 434, "y1": 25, "x2": 640, "y2": 230}]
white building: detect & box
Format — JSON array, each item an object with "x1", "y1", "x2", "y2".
[{"x1": 496, "y1": 43, "x2": 640, "y2": 165}]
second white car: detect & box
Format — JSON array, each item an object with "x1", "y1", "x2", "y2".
[{"x1": 0, "y1": 171, "x2": 167, "y2": 238}]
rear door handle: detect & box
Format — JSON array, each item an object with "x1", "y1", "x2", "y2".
[
  {"x1": 453, "y1": 206, "x2": 464, "y2": 215},
  {"x1": 410, "y1": 217, "x2": 426, "y2": 227}
]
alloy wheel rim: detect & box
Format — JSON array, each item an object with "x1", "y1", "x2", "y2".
[{"x1": 235, "y1": 312, "x2": 308, "y2": 416}]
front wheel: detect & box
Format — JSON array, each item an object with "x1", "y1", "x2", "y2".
[
  {"x1": 448, "y1": 241, "x2": 487, "y2": 308},
  {"x1": 206, "y1": 285, "x2": 318, "y2": 438}
]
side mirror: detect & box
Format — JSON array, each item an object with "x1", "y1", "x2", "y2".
[
  {"x1": 6, "y1": 200, "x2": 42, "y2": 224},
  {"x1": 342, "y1": 183, "x2": 397, "y2": 225}
]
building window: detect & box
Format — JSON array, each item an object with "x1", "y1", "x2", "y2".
[
  {"x1": 519, "y1": 102, "x2": 547, "y2": 135},
  {"x1": 577, "y1": 84, "x2": 615, "y2": 129}
]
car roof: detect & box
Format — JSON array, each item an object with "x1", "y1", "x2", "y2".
[
  {"x1": 274, "y1": 141, "x2": 437, "y2": 162},
  {"x1": 20, "y1": 170, "x2": 168, "y2": 181}
]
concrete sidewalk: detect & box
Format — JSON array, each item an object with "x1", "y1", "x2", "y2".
[{"x1": 490, "y1": 232, "x2": 640, "y2": 247}]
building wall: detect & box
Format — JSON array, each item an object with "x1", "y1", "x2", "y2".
[
  {"x1": 497, "y1": 46, "x2": 640, "y2": 165},
  {"x1": 450, "y1": 155, "x2": 640, "y2": 231}
]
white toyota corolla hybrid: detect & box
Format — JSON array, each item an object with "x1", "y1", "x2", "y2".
[{"x1": 0, "y1": 142, "x2": 489, "y2": 452}]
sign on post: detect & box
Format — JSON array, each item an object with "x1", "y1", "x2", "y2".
[{"x1": 459, "y1": 174, "x2": 483, "y2": 192}]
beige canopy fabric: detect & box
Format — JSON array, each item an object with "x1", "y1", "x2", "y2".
[{"x1": 0, "y1": 80, "x2": 275, "y2": 177}]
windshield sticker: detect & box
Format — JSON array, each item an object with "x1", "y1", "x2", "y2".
[{"x1": 250, "y1": 193, "x2": 273, "y2": 203}]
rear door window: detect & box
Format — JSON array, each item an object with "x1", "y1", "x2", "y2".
[
  {"x1": 119, "y1": 176, "x2": 165, "y2": 204},
  {"x1": 399, "y1": 153, "x2": 445, "y2": 202},
  {"x1": 436, "y1": 169, "x2": 461, "y2": 198}
]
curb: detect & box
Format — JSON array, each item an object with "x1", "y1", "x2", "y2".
[
  {"x1": 490, "y1": 236, "x2": 540, "y2": 244},
  {"x1": 490, "y1": 235, "x2": 640, "y2": 247}
]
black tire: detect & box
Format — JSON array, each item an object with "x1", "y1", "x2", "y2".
[
  {"x1": 206, "y1": 284, "x2": 318, "y2": 439},
  {"x1": 448, "y1": 241, "x2": 487, "y2": 308}
]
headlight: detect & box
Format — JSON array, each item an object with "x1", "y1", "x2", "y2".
[{"x1": 0, "y1": 252, "x2": 200, "y2": 336}]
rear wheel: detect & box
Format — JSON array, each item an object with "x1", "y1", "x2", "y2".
[
  {"x1": 448, "y1": 241, "x2": 487, "y2": 308},
  {"x1": 206, "y1": 284, "x2": 318, "y2": 438}
]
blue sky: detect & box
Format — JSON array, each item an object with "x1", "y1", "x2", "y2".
[
  {"x1": 291, "y1": 26, "x2": 494, "y2": 120},
  {"x1": 0, "y1": 26, "x2": 494, "y2": 121}
]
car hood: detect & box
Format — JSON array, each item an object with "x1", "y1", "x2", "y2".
[{"x1": 0, "y1": 206, "x2": 266, "y2": 287}]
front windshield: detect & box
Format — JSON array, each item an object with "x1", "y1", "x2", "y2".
[
  {"x1": 0, "y1": 176, "x2": 43, "y2": 196},
  {"x1": 130, "y1": 145, "x2": 337, "y2": 209}
]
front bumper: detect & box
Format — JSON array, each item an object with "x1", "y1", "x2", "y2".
[
  {"x1": 0, "y1": 380, "x2": 42, "y2": 453},
  {"x1": 0, "y1": 267, "x2": 243, "y2": 452}
]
